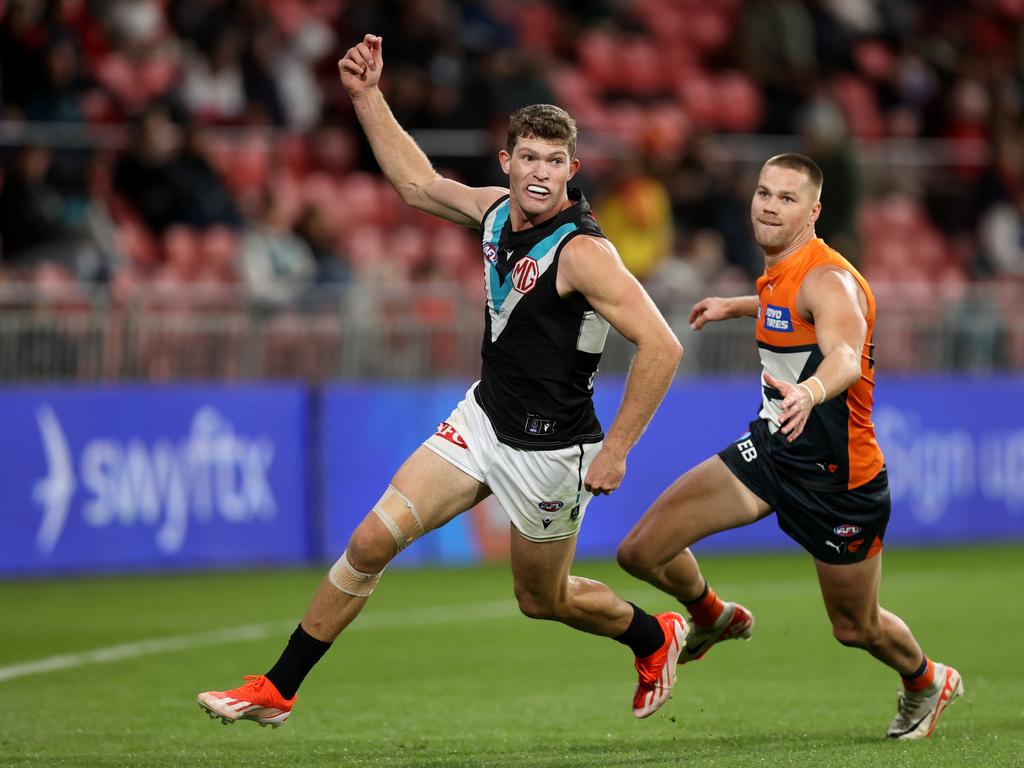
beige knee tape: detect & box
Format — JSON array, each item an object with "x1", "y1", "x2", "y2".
[
  {"x1": 372, "y1": 485, "x2": 424, "y2": 552},
  {"x1": 328, "y1": 550, "x2": 381, "y2": 597}
]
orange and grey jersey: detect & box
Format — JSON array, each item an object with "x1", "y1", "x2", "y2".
[{"x1": 755, "y1": 237, "x2": 884, "y2": 491}]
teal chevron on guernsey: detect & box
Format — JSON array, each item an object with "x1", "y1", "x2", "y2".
[{"x1": 486, "y1": 220, "x2": 578, "y2": 340}]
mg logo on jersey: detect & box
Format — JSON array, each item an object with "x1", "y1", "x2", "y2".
[
  {"x1": 538, "y1": 500, "x2": 564, "y2": 512},
  {"x1": 482, "y1": 242, "x2": 498, "y2": 264},
  {"x1": 512, "y1": 258, "x2": 539, "y2": 294},
  {"x1": 764, "y1": 304, "x2": 794, "y2": 332},
  {"x1": 834, "y1": 524, "x2": 862, "y2": 537}
]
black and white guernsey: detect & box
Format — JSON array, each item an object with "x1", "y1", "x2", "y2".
[{"x1": 475, "y1": 187, "x2": 610, "y2": 450}]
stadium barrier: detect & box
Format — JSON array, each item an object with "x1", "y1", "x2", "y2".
[
  {"x1": 3, "y1": 377, "x2": 1022, "y2": 576},
  {"x1": 1, "y1": 281, "x2": 1022, "y2": 382}
]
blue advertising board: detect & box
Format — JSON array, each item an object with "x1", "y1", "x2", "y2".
[
  {"x1": 320, "y1": 377, "x2": 1024, "y2": 565},
  {"x1": 0, "y1": 386, "x2": 311, "y2": 575},
  {"x1": 3, "y1": 376, "x2": 1020, "y2": 577}
]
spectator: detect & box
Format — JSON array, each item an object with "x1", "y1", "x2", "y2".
[
  {"x1": 943, "y1": 283, "x2": 1008, "y2": 372},
  {"x1": 979, "y1": 189, "x2": 1024, "y2": 277},
  {"x1": 113, "y1": 105, "x2": 187, "y2": 233},
  {"x1": 112, "y1": 107, "x2": 239, "y2": 235},
  {"x1": 294, "y1": 204, "x2": 351, "y2": 287},
  {"x1": 241, "y1": 24, "x2": 287, "y2": 126},
  {"x1": 799, "y1": 95, "x2": 862, "y2": 263},
  {"x1": 240, "y1": 190, "x2": 316, "y2": 303},
  {"x1": 0, "y1": 0, "x2": 48, "y2": 116},
  {"x1": 180, "y1": 29, "x2": 245, "y2": 122},
  {"x1": 0, "y1": 145, "x2": 106, "y2": 281},
  {"x1": 24, "y1": 34, "x2": 90, "y2": 122},
  {"x1": 171, "y1": 125, "x2": 243, "y2": 230},
  {"x1": 740, "y1": 0, "x2": 817, "y2": 133},
  {"x1": 595, "y1": 155, "x2": 673, "y2": 281}
]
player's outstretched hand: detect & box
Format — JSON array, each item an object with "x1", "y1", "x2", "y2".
[
  {"x1": 339, "y1": 34, "x2": 383, "y2": 97},
  {"x1": 689, "y1": 297, "x2": 731, "y2": 330},
  {"x1": 763, "y1": 372, "x2": 814, "y2": 442},
  {"x1": 584, "y1": 447, "x2": 626, "y2": 496}
]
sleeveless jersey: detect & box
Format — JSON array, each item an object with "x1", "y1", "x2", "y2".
[
  {"x1": 755, "y1": 237, "x2": 885, "y2": 491},
  {"x1": 475, "y1": 188, "x2": 609, "y2": 450}
]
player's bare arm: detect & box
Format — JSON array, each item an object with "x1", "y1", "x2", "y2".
[
  {"x1": 766, "y1": 266, "x2": 867, "y2": 441},
  {"x1": 338, "y1": 34, "x2": 505, "y2": 227},
  {"x1": 688, "y1": 295, "x2": 760, "y2": 330},
  {"x1": 558, "y1": 236, "x2": 683, "y2": 494}
]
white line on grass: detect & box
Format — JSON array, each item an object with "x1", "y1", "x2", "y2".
[{"x1": 0, "y1": 599, "x2": 517, "y2": 684}]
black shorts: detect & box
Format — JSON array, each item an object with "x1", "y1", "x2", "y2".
[{"x1": 718, "y1": 419, "x2": 891, "y2": 564}]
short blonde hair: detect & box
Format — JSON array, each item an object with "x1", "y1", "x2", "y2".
[{"x1": 763, "y1": 153, "x2": 823, "y2": 197}]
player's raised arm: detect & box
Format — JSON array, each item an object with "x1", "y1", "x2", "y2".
[
  {"x1": 338, "y1": 34, "x2": 505, "y2": 227},
  {"x1": 688, "y1": 295, "x2": 760, "y2": 330},
  {"x1": 557, "y1": 236, "x2": 683, "y2": 495}
]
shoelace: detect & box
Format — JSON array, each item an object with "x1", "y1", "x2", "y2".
[
  {"x1": 894, "y1": 687, "x2": 930, "y2": 722},
  {"x1": 635, "y1": 640, "x2": 668, "y2": 686},
  {"x1": 239, "y1": 674, "x2": 293, "y2": 706},
  {"x1": 240, "y1": 675, "x2": 268, "y2": 694}
]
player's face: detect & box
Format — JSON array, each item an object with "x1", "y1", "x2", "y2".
[
  {"x1": 750, "y1": 165, "x2": 821, "y2": 254},
  {"x1": 500, "y1": 135, "x2": 580, "y2": 222}
]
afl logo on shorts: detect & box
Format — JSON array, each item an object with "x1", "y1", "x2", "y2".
[
  {"x1": 483, "y1": 242, "x2": 498, "y2": 264},
  {"x1": 834, "y1": 524, "x2": 862, "y2": 538},
  {"x1": 512, "y1": 258, "x2": 539, "y2": 294},
  {"x1": 538, "y1": 500, "x2": 564, "y2": 512}
]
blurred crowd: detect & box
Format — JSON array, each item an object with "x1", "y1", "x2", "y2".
[{"x1": 0, "y1": 0, "x2": 1022, "y2": 313}]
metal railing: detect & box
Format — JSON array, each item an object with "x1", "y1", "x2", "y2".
[{"x1": 0, "y1": 280, "x2": 1019, "y2": 382}]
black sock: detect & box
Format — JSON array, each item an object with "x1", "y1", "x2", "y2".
[
  {"x1": 265, "y1": 624, "x2": 332, "y2": 699},
  {"x1": 680, "y1": 580, "x2": 709, "y2": 608},
  {"x1": 614, "y1": 603, "x2": 665, "y2": 658}
]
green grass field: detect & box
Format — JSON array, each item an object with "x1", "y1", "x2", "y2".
[{"x1": 2, "y1": 545, "x2": 1022, "y2": 768}]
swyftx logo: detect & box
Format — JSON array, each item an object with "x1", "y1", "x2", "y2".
[{"x1": 32, "y1": 406, "x2": 277, "y2": 555}]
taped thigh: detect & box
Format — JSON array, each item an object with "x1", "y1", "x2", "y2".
[{"x1": 372, "y1": 485, "x2": 424, "y2": 552}]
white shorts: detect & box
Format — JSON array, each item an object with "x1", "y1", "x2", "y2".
[{"x1": 424, "y1": 383, "x2": 602, "y2": 542}]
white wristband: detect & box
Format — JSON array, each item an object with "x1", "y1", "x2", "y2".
[
  {"x1": 807, "y1": 375, "x2": 827, "y2": 404},
  {"x1": 797, "y1": 382, "x2": 817, "y2": 407}
]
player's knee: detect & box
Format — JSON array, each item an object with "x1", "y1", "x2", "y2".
[
  {"x1": 346, "y1": 520, "x2": 397, "y2": 574},
  {"x1": 348, "y1": 485, "x2": 426, "y2": 572},
  {"x1": 831, "y1": 618, "x2": 881, "y2": 649},
  {"x1": 514, "y1": 586, "x2": 559, "y2": 621},
  {"x1": 616, "y1": 537, "x2": 655, "y2": 576}
]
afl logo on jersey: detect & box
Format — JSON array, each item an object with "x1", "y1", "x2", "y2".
[
  {"x1": 834, "y1": 524, "x2": 862, "y2": 538},
  {"x1": 482, "y1": 242, "x2": 498, "y2": 264},
  {"x1": 538, "y1": 500, "x2": 564, "y2": 512},
  {"x1": 512, "y1": 258, "x2": 539, "y2": 294}
]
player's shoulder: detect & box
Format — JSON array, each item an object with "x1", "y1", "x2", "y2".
[
  {"x1": 561, "y1": 232, "x2": 619, "y2": 262},
  {"x1": 478, "y1": 187, "x2": 511, "y2": 219}
]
